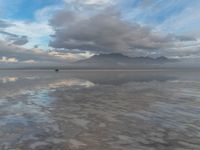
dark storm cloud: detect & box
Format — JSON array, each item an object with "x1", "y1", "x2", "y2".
[
  {"x1": 0, "y1": 31, "x2": 29, "y2": 45},
  {"x1": 49, "y1": 9, "x2": 195, "y2": 56}
]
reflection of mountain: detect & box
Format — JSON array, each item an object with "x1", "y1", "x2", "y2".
[
  {"x1": 0, "y1": 76, "x2": 18, "y2": 83},
  {"x1": 3, "y1": 70, "x2": 200, "y2": 97},
  {"x1": 75, "y1": 53, "x2": 176, "y2": 68},
  {"x1": 0, "y1": 71, "x2": 95, "y2": 98},
  {"x1": 0, "y1": 70, "x2": 177, "y2": 97},
  {"x1": 65, "y1": 71, "x2": 177, "y2": 85}
]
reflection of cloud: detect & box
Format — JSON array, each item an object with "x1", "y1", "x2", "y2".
[
  {"x1": 48, "y1": 79, "x2": 95, "y2": 88},
  {"x1": 0, "y1": 40, "x2": 77, "y2": 66},
  {"x1": 0, "y1": 72, "x2": 96, "y2": 99},
  {"x1": 0, "y1": 77, "x2": 18, "y2": 83}
]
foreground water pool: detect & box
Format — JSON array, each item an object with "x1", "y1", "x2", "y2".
[{"x1": 0, "y1": 70, "x2": 200, "y2": 150}]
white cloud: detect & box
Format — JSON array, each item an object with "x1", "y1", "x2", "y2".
[
  {"x1": 64, "y1": 0, "x2": 114, "y2": 5},
  {"x1": 156, "y1": 2, "x2": 200, "y2": 37},
  {"x1": 22, "y1": 60, "x2": 37, "y2": 64},
  {"x1": 49, "y1": 51, "x2": 93, "y2": 62},
  {"x1": 0, "y1": 56, "x2": 18, "y2": 63},
  {"x1": 3, "y1": 20, "x2": 54, "y2": 49},
  {"x1": 0, "y1": 39, "x2": 89, "y2": 65},
  {"x1": 35, "y1": 4, "x2": 63, "y2": 22}
]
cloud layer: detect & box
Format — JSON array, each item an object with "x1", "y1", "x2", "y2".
[
  {"x1": 0, "y1": 31, "x2": 29, "y2": 45},
  {"x1": 49, "y1": 8, "x2": 196, "y2": 57},
  {"x1": 0, "y1": 39, "x2": 85, "y2": 65},
  {"x1": 0, "y1": 0, "x2": 200, "y2": 66},
  {"x1": 0, "y1": 20, "x2": 13, "y2": 28}
]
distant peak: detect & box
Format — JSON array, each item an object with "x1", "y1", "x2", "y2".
[
  {"x1": 156, "y1": 56, "x2": 168, "y2": 60},
  {"x1": 105, "y1": 53, "x2": 126, "y2": 56},
  {"x1": 76, "y1": 53, "x2": 174, "y2": 66},
  {"x1": 93, "y1": 53, "x2": 171, "y2": 60},
  {"x1": 93, "y1": 53, "x2": 130, "y2": 58}
]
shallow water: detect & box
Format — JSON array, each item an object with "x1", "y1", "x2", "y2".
[{"x1": 0, "y1": 70, "x2": 200, "y2": 150}]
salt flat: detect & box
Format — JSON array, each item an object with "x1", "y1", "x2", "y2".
[{"x1": 0, "y1": 70, "x2": 200, "y2": 150}]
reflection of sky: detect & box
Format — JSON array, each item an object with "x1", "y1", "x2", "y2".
[
  {"x1": 0, "y1": 70, "x2": 200, "y2": 149},
  {"x1": 1, "y1": 70, "x2": 200, "y2": 99},
  {"x1": 0, "y1": 77, "x2": 18, "y2": 83},
  {"x1": 48, "y1": 79, "x2": 95, "y2": 89},
  {"x1": 0, "y1": 88, "x2": 59, "y2": 147},
  {"x1": 0, "y1": 71, "x2": 98, "y2": 147},
  {"x1": 0, "y1": 71, "x2": 96, "y2": 99}
]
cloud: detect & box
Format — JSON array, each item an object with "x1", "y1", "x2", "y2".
[
  {"x1": 173, "y1": 35, "x2": 196, "y2": 42},
  {"x1": 0, "y1": 56, "x2": 18, "y2": 63},
  {"x1": 0, "y1": 31, "x2": 29, "y2": 45},
  {"x1": 0, "y1": 30, "x2": 18, "y2": 37},
  {"x1": 0, "y1": 39, "x2": 89, "y2": 65},
  {"x1": 1, "y1": 20, "x2": 54, "y2": 49},
  {"x1": 12, "y1": 35, "x2": 28, "y2": 45},
  {"x1": 50, "y1": 10, "x2": 81, "y2": 28},
  {"x1": 157, "y1": 1, "x2": 200, "y2": 37},
  {"x1": 48, "y1": 50, "x2": 93, "y2": 61},
  {"x1": 0, "y1": 17, "x2": 54, "y2": 49},
  {"x1": 0, "y1": 0, "x2": 199, "y2": 63},
  {"x1": 49, "y1": 8, "x2": 196, "y2": 56},
  {"x1": 34, "y1": 4, "x2": 63, "y2": 22},
  {"x1": 0, "y1": 40, "x2": 56, "y2": 63},
  {"x1": 0, "y1": 20, "x2": 13, "y2": 28},
  {"x1": 64, "y1": 0, "x2": 114, "y2": 5}
]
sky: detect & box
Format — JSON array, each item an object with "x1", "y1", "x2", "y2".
[{"x1": 0, "y1": 0, "x2": 200, "y2": 66}]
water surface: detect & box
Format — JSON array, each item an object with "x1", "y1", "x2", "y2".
[{"x1": 0, "y1": 70, "x2": 200, "y2": 150}]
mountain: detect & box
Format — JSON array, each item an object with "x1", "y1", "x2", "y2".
[{"x1": 75, "y1": 53, "x2": 176, "y2": 68}]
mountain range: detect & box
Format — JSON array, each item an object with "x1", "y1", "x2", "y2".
[{"x1": 75, "y1": 53, "x2": 176, "y2": 68}]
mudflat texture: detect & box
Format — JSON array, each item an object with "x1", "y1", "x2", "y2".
[{"x1": 0, "y1": 70, "x2": 200, "y2": 150}]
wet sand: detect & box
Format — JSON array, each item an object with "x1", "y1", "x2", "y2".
[{"x1": 0, "y1": 70, "x2": 200, "y2": 150}]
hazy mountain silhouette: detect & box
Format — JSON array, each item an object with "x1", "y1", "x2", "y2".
[
  {"x1": 0, "y1": 53, "x2": 177, "y2": 70},
  {"x1": 75, "y1": 53, "x2": 176, "y2": 68}
]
